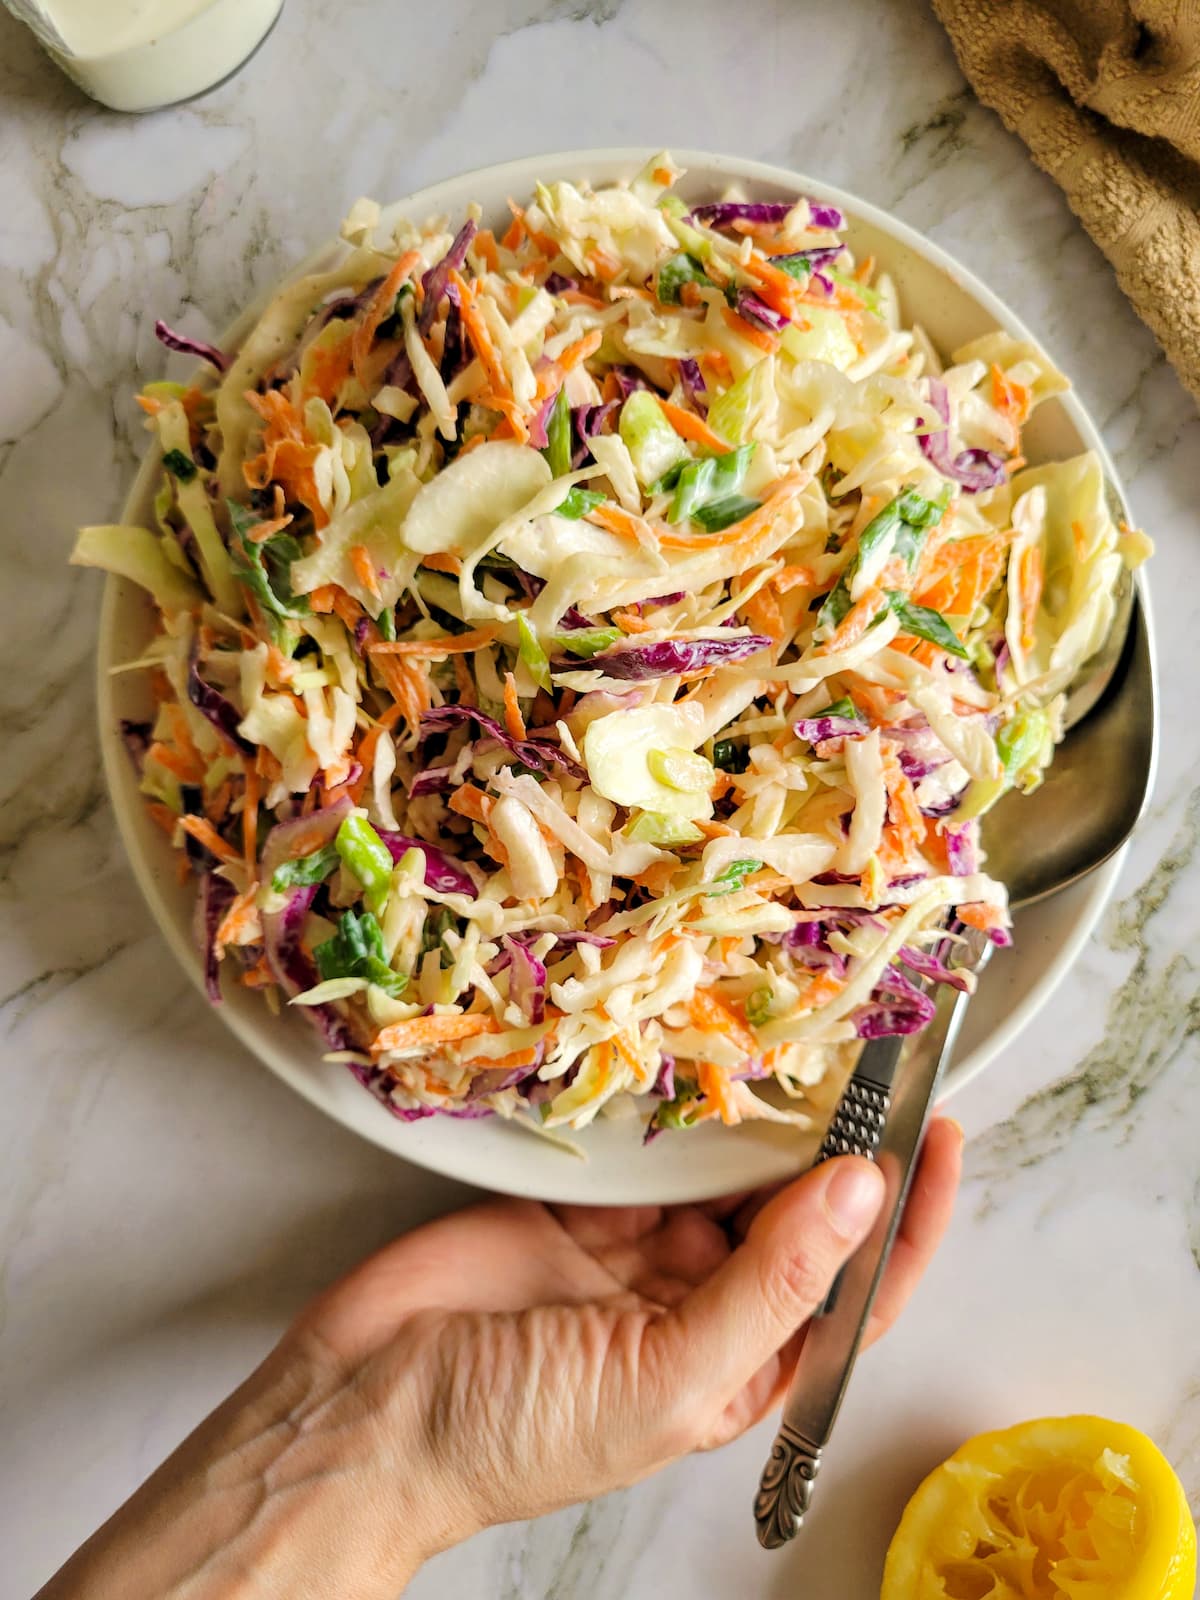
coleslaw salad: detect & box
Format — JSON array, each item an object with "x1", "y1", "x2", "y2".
[{"x1": 74, "y1": 152, "x2": 1151, "y2": 1142}]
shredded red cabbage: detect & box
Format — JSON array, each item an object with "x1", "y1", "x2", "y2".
[
  {"x1": 899, "y1": 943, "x2": 971, "y2": 993},
  {"x1": 527, "y1": 386, "x2": 560, "y2": 451},
  {"x1": 378, "y1": 831, "x2": 481, "y2": 898},
  {"x1": 119, "y1": 718, "x2": 153, "y2": 772},
  {"x1": 575, "y1": 634, "x2": 772, "y2": 680},
  {"x1": 187, "y1": 655, "x2": 254, "y2": 755},
  {"x1": 408, "y1": 764, "x2": 457, "y2": 798},
  {"x1": 944, "y1": 824, "x2": 979, "y2": 876},
  {"x1": 772, "y1": 246, "x2": 844, "y2": 283},
  {"x1": 795, "y1": 711, "x2": 868, "y2": 743},
  {"x1": 918, "y1": 378, "x2": 1007, "y2": 493},
  {"x1": 692, "y1": 198, "x2": 846, "y2": 231},
  {"x1": 154, "y1": 318, "x2": 228, "y2": 373},
  {"x1": 317, "y1": 281, "x2": 380, "y2": 328},
  {"x1": 545, "y1": 271, "x2": 578, "y2": 295},
  {"x1": 735, "y1": 289, "x2": 789, "y2": 334},
  {"x1": 611, "y1": 364, "x2": 652, "y2": 398},
  {"x1": 419, "y1": 219, "x2": 478, "y2": 335},
  {"x1": 677, "y1": 357, "x2": 708, "y2": 416},
  {"x1": 501, "y1": 934, "x2": 548, "y2": 1024},
  {"x1": 194, "y1": 872, "x2": 235, "y2": 1002},
  {"x1": 571, "y1": 399, "x2": 620, "y2": 467},
  {"x1": 783, "y1": 919, "x2": 849, "y2": 977},
  {"x1": 854, "y1": 966, "x2": 936, "y2": 1038},
  {"x1": 420, "y1": 704, "x2": 586, "y2": 779},
  {"x1": 263, "y1": 883, "x2": 320, "y2": 998}
]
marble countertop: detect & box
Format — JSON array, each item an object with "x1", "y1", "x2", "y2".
[{"x1": 2, "y1": 1, "x2": 1198, "y2": 1593}]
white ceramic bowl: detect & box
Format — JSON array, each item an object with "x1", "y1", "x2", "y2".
[{"x1": 98, "y1": 149, "x2": 1132, "y2": 1204}]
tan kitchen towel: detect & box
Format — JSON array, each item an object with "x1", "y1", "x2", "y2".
[{"x1": 932, "y1": 0, "x2": 1200, "y2": 402}]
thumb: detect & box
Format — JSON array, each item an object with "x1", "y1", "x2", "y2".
[{"x1": 657, "y1": 1157, "x2": 884, "y2": 1404}]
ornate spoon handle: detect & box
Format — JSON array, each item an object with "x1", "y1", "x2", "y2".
[{"x1": 753, "y1": 932, "x2": 990, "y2": 1549}]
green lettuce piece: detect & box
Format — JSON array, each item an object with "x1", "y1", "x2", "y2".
[
  {"x1": 619, "y1": 390, "x2": 689, "y2": 487},
  {"x1": 555, "y1": 486, "x2": 605, "y2": 520},
  {"x1": 518, "y1": 613, "x2": 552, "y2": 691},
  {"x1": 886, "y1": 593, "x2": 969, "y2": 658},
  {"x1": 314, "y1": 909, "x2": 407, "y2": 997}
]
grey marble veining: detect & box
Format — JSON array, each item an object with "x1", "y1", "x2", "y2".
[{"x1": 1, "y1": 1, "x2": 1197, "y2": 1594}]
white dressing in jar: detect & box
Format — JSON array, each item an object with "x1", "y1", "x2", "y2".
[{"x1": 24, "y1": 0, "x2": 283, "y2": 112}]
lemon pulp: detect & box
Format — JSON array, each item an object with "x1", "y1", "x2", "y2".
[{"x1": 882, "y1": 1415, "x2": 1196, "y2": 1600}]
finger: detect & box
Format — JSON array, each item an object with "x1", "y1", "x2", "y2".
[
  {"x1": 862, "y1": 1116, "x2": 963, "y2": 1347},
  {"x1": 552, "y1": 1204, "x2": 665, "y2": 1250},
  {"x1": 630, "y1": 1208, "x2": 733, "y2": 1289},
  {"x1": 647, "y1": 1156, "x2": 885, "y2": 1410},
  {"x1": 585, "y1": 1207, "x2": 732, "y2": 1297}
]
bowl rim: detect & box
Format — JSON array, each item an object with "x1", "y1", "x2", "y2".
[{"x1": 96, "y1": 146, "x2": 1148, "y2": 1200}]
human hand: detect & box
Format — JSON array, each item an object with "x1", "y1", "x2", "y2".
[{"x1": 38, "y1": 1121, "x2": 961, "y2": 1600}]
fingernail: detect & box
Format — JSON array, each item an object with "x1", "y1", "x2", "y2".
[
  {"x1": 943, "y1": 1116, "x2": 965, "y2": 1147},
  {"x1": 825, "y1": 1162, "x2": 884, "y2": 1239}
]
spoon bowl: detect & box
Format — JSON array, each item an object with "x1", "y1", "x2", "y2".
[{"x1": 984, "y1": 537, "x2": 1156, "y2": 911}]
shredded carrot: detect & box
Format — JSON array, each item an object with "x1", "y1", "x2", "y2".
[
  {"x1": 472, "y1": 229, "x2": 500, "y2": 272},
  {"x1": 558, "y1": 287, "x2": 608, "y2": 310},
  {"x1": 419, "y1": 551, "x2": 463, "y2": 576},
  {"x1": 1017, "y1": 542, "x2": 1043, "y2": 652},
  {"x1": 308, "y1": 584, "x2": 337, "y2": 613},
  {"x1": 881, "y1": 747, "x2": 924, "y2": 858},
  {"x1": 700, "y1": 348, "x2": 734, "y2": 383},
  {"x1": 694, "y1": 817, "x2": 736, "y2": 839},
  {"x1": 368, "y1": 626, "x2": 498, "y2": 656},
  {"x1": 743, "y1": 253, "x2": 813, "y2": 321},
  {"x1": 179, "y1": 814, "x2": 239, "y2": 863},
  {"x1": 655, "y1": 469, "x2": 807, "y2": 551},
  {"x1": 237, "y1": 954, "x2": 274, "y2": 990},
  {"x1": 990, "y1": 362, "x2": 1031, "y2": 426},
  {"x1": 696, "y1": 1060, "x2": 738, "y2": 1124},
  {"x1": 453, "y1": 653, "x2": 474, "y2": 699},
  {"x1": 799, "y1": 970, "x2": 845, "y2": 1010},
  {"x1": 855, "y1": 254, "x2": 876, "y2": 284},
  {"x1": 462, "y1": 1043, "x2": 541, "y2": 1072},
  {"x1": 215, "y1": 884, "x2": 261, "y2": 952},
  {"x1": 351, "y1": 251, "x2": 422, "y2": 389},
  {"x1": 372, "y1": 1013, "x2": 500, "y2": 1056},
  {"x1": 587, "y1": 246, "x2": 622, "y2": 282},
  {"x1": 658, "y1": 397, "x2": 729, "y2": 452},
  {"x1": 146, "y1": 740, "x2": 204, "y2": 784},
  {"x1": 688, "y1": 988, "x2": 758, "y2": 1057},
  {"x1": 956, "y1": 903, "x2": 1005, "y2": 933},
  {"x1": 301, "y1": 328, "x2": 354, "y2": 406},
  {"x1": 532, "y1": 328, "x2": 603, "y2": 406},
  {"x1": 349, "y1": 544, "x2": 382, "y2": 603},
  {"x1": 502, "y1": 671, "x2": 527, "y2": 740},
  {"x1": 503, "y1": 199, "x2": 556, "y2": 255},
  {"x1": 915, "y1": 533, "x2": 1008, "y2": 616},
  {"x1": 448, "y1": 269, "x2": 528, "y2": 440},
  {"x1": 243, "y1": 509, "x2": 296, "y2": 545},
  {"x1": 146, "y1": 802, "x2": 178, "y2": 839},
  {"x1": 773, "y1": 563, "x2": 818, "y2": 593},
  {"x1": 241, "y1": 759, "x2": 260, "y2": 870},
  {"x1": 448, "y1": 785, "x2": 493, "y2": 825},
  {"x1": 242, "y1": 389, "x2": 327, "y2": 528},
  {"x1": 823, "y1": 585, "x2": 887, "y2": 653},
  {"x1": 721, "y1": 304, "x2": 779, "y2": 354},
  {"x1": 500, "y1": 211, "x2": 524, "y2": 251},
  {"x1": 586, "y1": 502, "x2": 658, "y2": 546},
  {"x1": 743, "y1": 582, "x2": 785, "y2": 640},
  {"x1": 609, "y1": 608, "x2": 654, "y2": 634}
]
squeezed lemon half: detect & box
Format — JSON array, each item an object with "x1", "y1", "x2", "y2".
[{"x1": 882, "y1": 1415, "x2": 1196, "y2": 1600}]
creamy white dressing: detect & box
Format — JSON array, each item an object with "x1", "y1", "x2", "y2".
[{"x1": 34, "y1": 0, "x2": 282, "y2": 111}]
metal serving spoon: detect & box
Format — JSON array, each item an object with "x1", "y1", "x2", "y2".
[{"x1": 753, "y1": 512, "x2": 1157, "y2": 1549}]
